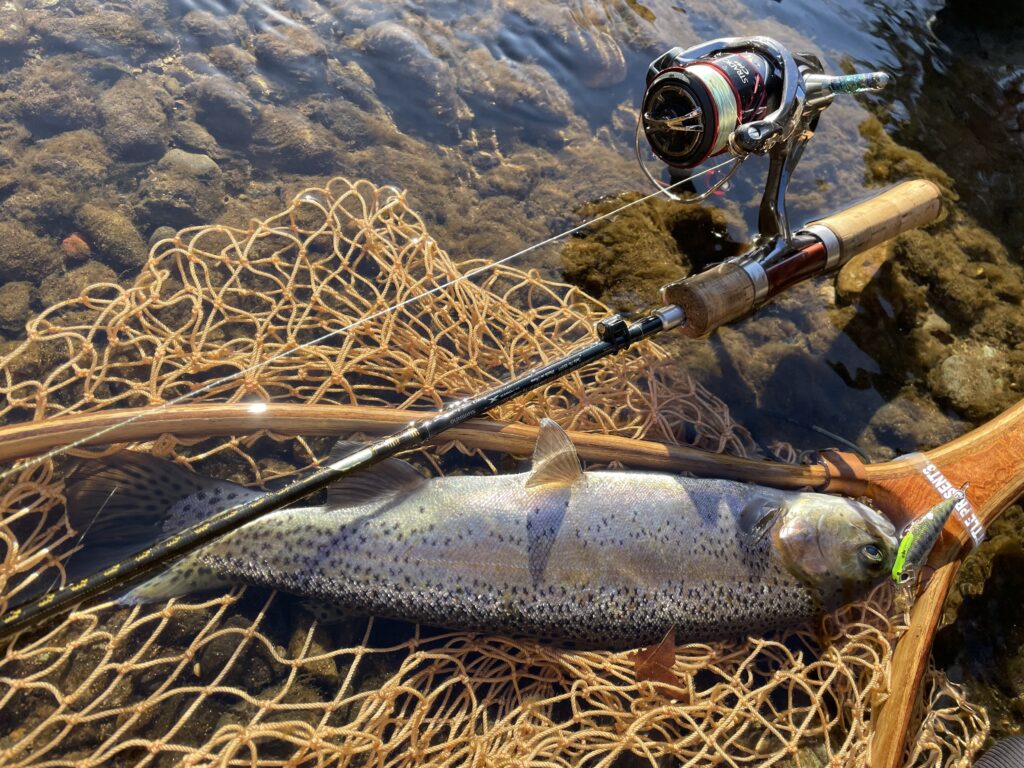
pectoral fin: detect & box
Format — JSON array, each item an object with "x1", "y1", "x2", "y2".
[{"x1": 739, "y1": 495, "x2": 784, "y2": 543}]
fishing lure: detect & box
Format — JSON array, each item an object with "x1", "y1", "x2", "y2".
[{"x1": 891, "y1": 485, "x2": 968, "y2": 588}]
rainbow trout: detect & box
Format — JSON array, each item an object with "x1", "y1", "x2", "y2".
[{"x1": 66, "y1": 420, "x2": 897, "y2": 648}]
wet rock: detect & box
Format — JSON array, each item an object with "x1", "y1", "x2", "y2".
[
  {"x1": 355, "y1": 21, "x2": 470, "y2": 141},
  {"x1": 325, "y1": 60, "x2": 382, "y2": 112},
  {"x1": 98, "y1": 77, "x2": 171, "y2": 160},
  {"x1": 306, "y1": 97, "x2": 402, "y2": 150},
  {"x1": 76, "y1": 204, "x2": 148, "y2": 273},
  {"x1": 207, "y1": 44, "x2": 258, "y2": 79},
  {"x1": 287, "y1": 612, "x2": 340, "y2": 688},
  {"x1": 928, "y1": 342, "x2": 1014, "y2": 421},
  {"x1": 148, "y1": 226, "x2": 177, "y2": 248},
  {"x1": 32, "y1": 9, "x2": 174, "y2": 63},
  {"x1": 0, "y1": 281, "x2": 32, "y2": 334},
  {"x1": 0, "y1": 221, "x2": 62, "y2": 284},
  {"x1": 252, "y1": 106, "x2": 338, "y2": 173},
  {"x1": 193, "y1": 615, "x2": 278, "y2": 691},
  {"x1": 38, "y1": 260, "x2": 117, "y2": 307},
  {"x1": 2, "y1": 57, "x2": 99, "y2": 135},
  {"x1": 27, "y1": 129, "x2": 111, "y2": 187},
  {"x1": 561, "y1": 194, "x2": 741, "y2": 309},
  {"x1": 61, "y1": 233, "x2": 91, "y2": 263},
  {"x1": 190, "y1": 74, "x2": 259, "y2": 145},
  {"x1": 158, "y1": 147, "x2": 221, "y2": 178},
  {"x1": 836, "y1": 243, "x2": 891, "y2": 305},
  {"x1": 458, "y1": 47, "x2": 573, "y2": 145},
  {"x1": 136, "y1": 149, "x2": 225, "y2": 228},
  {"x1": 860, "y1": 396, "x2": 968, "y2": 458},
  {"x1": 0, "y1": 1, "x2": 28, "y2": 53},
  {"x1": 253, "y1": 25, "x2": 327, "y2": 84},
  {"x1": 860, "y1": 117, "x2": 956, "y2": 200},
  {"x1": 840, "y1": 114, "x2": 1024, "y2": 425},
  {"x1": 181, "y1": 9, "x2": 242, "y2": 46},
  {"x1": 505, "y1": 6, "x2": 626, "y2": 88},
  {"x1": 171, "y1": 119, "x2": 223, "y2": 158},
  {"x1": 936, "y1": 503, "x2": 1024, "y2": 740}
]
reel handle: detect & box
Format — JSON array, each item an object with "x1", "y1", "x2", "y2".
[{"x1": 662, "y1": 179, "x2": 943, "y2": 338}]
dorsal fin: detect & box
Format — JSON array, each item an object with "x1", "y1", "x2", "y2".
[
  {"x1": 525, "y1": 419, "x2": 585, "y2": 489},
  {"x1": 325, "y1": 439, "x2": 426, "y2": 507}
]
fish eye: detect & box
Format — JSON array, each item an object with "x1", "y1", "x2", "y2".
[{"x1": 860, "y1": 543, "x2": 884, "y2": 564}]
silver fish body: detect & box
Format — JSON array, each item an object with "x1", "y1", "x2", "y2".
[{"x1": 69, "y1": 422, "x2": 898, "y2": 649}]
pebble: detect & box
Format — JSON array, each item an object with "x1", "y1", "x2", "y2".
[{"x1": 61, "y1": 233, "x2": 91, "y2": 262}]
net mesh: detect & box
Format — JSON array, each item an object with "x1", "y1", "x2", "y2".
[{"x1": 0, "y1": 178, "x2": 986, "y2": 767}]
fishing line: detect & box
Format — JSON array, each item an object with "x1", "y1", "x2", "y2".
[{"x1": 0, "y1": 158, "x2": 735, "y2": 481}]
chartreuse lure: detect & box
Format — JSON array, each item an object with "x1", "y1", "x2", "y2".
[{"x1": 891, "y1": 486, "x2": 968, "y2": 587}]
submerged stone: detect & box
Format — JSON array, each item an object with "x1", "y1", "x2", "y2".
[
  {"x1": 76, "y1": 204, "x2": 148, "y2": 273},
  {"x1": 37, "y1": 259, "x2": 117, "y2": 307},
  {"x1": 2, "y1": 57, "x2": 99, "y2": 135},
  {"x1": 0, "y1": 1, "x2": 28, "y2": 53},
  {"x1": 0, "y1": 280, "x2": 32, "y2": 334},
  {"x1": 190, "y1": 74, "x2": 259, "y2": 145},
  {"x1": 252, "y1": 25, "x2": 327, "y2": 84},
  {"x1": 181, "y1": 10, "x2": 242, "y2": 46},
  {"x1": 0, "y1": 221, "x2": 62, "y2": 284},
  {"x1": 251, "y1": 106, "x2": 338, "y2": 172},
  {"x1": 61, "y1": 233, "x2": 91, "y2": 263},
  {"x1": 560, "y1": 193, "x2": 742, "y2": 309},
  {"x1": 32, "y1": 8, "x2": 174, "y2": 62},
  {"x1": 27, "y1": 129, "x2": 111, "y2": 187},
  {"x1": 98, "y1": 77, "x2": 171, "y2": 160},
  {"x1": 355, "y1": 21, "x2": 470, "y2": 141},
  {"x1": 135, "y1": 149, "x2": 225, "y2": 228}
]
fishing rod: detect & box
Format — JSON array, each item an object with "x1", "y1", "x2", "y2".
[{"x1": 0, "y1": 36, "x2": 942, "y2": 641}]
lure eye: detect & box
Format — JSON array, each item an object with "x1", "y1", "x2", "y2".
[{"x1": 861, "y1": 543, "x2": 884, "y2": 564}]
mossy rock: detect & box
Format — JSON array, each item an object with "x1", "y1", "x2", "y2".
[
  {"x1": 560, "y1": 194, "x2": 743, "y2": 310},
  {"x1": 839, "y1": 116, "x2": 1024, "y2": 424}
]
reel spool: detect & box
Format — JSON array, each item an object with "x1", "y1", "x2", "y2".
[
  {"x1": 636, "y1": 36, "x2": 889, "y2": 248},
  {"x1": 641, "y1": 50, "x2": 783, "y2": 169}
]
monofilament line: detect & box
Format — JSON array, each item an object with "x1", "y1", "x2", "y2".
[{"x1": 1, "y1": 159, "x2": 734, "y2": 480}]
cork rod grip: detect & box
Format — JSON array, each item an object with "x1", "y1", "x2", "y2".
[
  {"x1": 662, "y1": 262, "x2": 756, "y2": 338},
  {"x1": 809, "y1": 179, "x2": 943, "y2": 263}
]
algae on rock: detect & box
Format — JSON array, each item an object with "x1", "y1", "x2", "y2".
[
  {"x1": 560, "y1": 193, "x2": 743, "y2": 310},
  {"x1": 838, "y1": 116, "x2": 1024, "y2": 424}
]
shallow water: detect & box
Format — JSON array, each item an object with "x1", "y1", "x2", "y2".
[{"x1": 0, "y1": 0, "x2": 1021, "y2": 758}]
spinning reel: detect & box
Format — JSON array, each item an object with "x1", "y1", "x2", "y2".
[{"x1": 637, "y1": 36, "x2": 888, "y2": 250}]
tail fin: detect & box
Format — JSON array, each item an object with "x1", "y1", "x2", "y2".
[{"x1": 62, "y1": 452, "x2": 262, "y2": 586}]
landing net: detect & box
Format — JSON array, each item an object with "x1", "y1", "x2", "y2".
[{"x1": 0, "y1": 178, "x2": 986, "y2": 766}]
